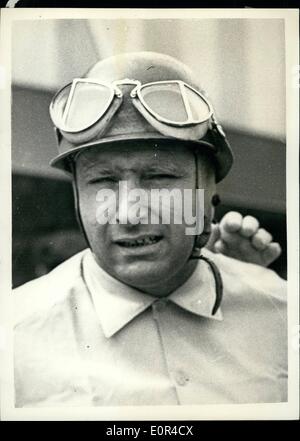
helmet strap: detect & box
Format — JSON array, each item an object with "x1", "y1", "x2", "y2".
[
  {"x1": 70, "y1": 161, "x2": 93, "y2": 251},
  {"x1": 190, "y1": 150, "x2": 212, "y2": 256},
  {"x1": 189, "y1": 150, "x2": 223, "y2": 315}
]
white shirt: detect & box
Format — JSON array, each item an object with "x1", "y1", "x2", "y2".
[{"x1": 14, "y1": 248, "x2": 287, "y2": 407}]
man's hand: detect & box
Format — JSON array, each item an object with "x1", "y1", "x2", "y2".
[{"x1": 206, "y1": 211, "x2": 282, "y2": 267}]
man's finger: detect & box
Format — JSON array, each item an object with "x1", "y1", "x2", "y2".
[
  {"x1": 219, "y1": 211, "x2": 243, "y2": 233},
  {"x1": 206, "y1": 223, "x2": 221, "y2": 251},
  {"x1": 240, "y1": 215, "x2": 259, "y2": 238},
  {"x1": 251, "y1": 228, "x2": 273, "y2": 250},
  {"x1": 214, "y1": 239, "x2": 228, "y2": 254},
  {"x1": 219, "y1": 230, "x2": 243, "y2": 247},
  {"x1": 262, "y1": 243, "x2": 282, "y2": 266}
]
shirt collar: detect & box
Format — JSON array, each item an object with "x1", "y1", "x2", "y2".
[{"x1": 82, "y1": 249, "x2": 223, "y2": 338}]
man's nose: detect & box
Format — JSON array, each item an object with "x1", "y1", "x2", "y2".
[{"x1": 116, "y1": 177, "x2": 144, "y2": 225}]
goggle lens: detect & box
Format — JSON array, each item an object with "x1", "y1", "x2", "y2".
[
  {"x1": 139, "y1": 82, "x2": 211, "y2": 124},
  {"x1": 50, "y1": 83, "x2": 72, "y2": 128},
  {"x1": 64, "y1": 82, "x2": 112, "y2": 131},
  {"x1": 184, "y1": 86, "x2": 211, "y2": 121},
  {"x1": 139, "y1": 83, "x2": 188, "y2": 123}
]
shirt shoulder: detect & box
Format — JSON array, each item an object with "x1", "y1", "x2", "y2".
[
  {"x1": 13, "y1": 249, "x2": 88, "y2": 327},
  {"x1": 202, "y1": 249, "x2": 287, "y2": 314}
]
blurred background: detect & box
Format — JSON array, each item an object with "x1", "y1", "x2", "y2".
[{"x1": 12, "y1": 18, "x2": 287, "y2": 287}]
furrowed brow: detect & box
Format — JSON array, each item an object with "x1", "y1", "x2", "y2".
[
  {"x1": 145, "y1": 164, "x2": 185, "y2": 174},
  {"x1": 79, "y1": 160, "x2": 114, "y2": 176}
]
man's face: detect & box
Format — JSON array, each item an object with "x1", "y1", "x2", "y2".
[{"x1": 76, "y1": 142, "x2": 208, "y2": 291}]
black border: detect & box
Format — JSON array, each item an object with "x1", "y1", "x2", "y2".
[{"x1": 1, "y1": 1, "x2": 300, "y2": 9}]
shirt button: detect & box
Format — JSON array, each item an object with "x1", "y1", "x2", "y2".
[
  {"x1": 191, "y1": 298, "x2": 203, "y2": 308},
  {"x1": 174, "y1": 370, "x2": 189, "y2": 386}
]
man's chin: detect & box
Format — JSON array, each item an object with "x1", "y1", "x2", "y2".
[{"x1": 112, "y1": 261, "x2": 172, "y2": 292}]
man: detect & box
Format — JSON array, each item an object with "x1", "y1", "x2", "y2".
[{"x1": 14, "y1": 52, "x2": 286, "y2": 406}]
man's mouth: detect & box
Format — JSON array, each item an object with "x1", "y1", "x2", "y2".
[{"x1": 115, "y1": 235, "x2": 163, "y2": 248}]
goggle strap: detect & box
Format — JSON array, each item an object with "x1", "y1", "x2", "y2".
[
  {"x1": 54, "y1": 127, "x2": 63, "y2": 144},
  {"x1": 209, "y1": 122, "x2": 229, "y2": 149}
]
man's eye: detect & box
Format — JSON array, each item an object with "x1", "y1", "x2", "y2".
[
  {"x1": 147, "y1": 174, "x2": 178, "y2": 180},
  {"x1": 88, "y1": 177, "x2": 117, "y2": 184}
]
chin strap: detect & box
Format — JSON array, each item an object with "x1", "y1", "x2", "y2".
[{"x1": 189, "y1": 151, "x2": 223, "y2": 316}]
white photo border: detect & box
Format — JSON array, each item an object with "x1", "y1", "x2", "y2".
[{"x1": 0, "y1": 7, "x2": 299, "y2": 421}]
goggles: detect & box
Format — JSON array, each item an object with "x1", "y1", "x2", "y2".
[{"x1": 49, "y1": 78, "x2": 215, "y2": 145}]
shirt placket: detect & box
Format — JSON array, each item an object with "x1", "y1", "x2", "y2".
[{"x1": 152, "y1": 299, "x2": 190, "y2": 405}]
